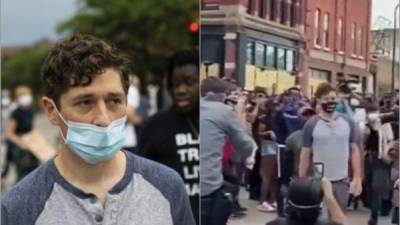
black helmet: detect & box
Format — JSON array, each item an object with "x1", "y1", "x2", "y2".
[{"x1": 286, "y1": 177, "x2": 323, "y2": 224}]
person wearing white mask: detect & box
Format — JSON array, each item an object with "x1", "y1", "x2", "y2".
[
  {"x1": 364, "y1": 104, "x2": 393, "y2": 225},
  {"x1": 5, "y1": 86, "x2": 38, "y2": 181},
  {"x1": 1, "y1": 35, "x2": 194, "y2": 225}
]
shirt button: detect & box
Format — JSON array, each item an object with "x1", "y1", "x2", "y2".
[
  {"x1": 95, "y1": 214, "x2": 103, "y2": 222},
  {"x1": 90, "y1": 197, "x2": 97, "y2": 204}
]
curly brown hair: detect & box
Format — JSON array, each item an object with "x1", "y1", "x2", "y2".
[
  {"x1": 314, "y1": 82, "x2": 336, "y2": 99},
  {"x1": 41, "y1": 34, "x2": 131, "y2": 108}
]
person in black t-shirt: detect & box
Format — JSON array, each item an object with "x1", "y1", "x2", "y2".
[
  {"x1": 138, "y1": 50, "x2": 199, "y2": 224},
  {"x1": 267, "y1": 177, "x2": 347, "y2": 225},
  {"x1": 6, "y1": 86, "x2": 39, "y2": 181}
]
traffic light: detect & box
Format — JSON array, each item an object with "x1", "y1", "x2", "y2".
[{"x1": 188, "y1": 22, "x2": 199, "y2": 47}]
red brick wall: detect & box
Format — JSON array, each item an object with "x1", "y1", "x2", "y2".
[{"x1": 305, "y1": 0, "x2": 371, "y2": 63}]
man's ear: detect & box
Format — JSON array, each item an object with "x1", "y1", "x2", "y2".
[{"x1": 42, "y1": 96, "x2": 60, "y2": 126}]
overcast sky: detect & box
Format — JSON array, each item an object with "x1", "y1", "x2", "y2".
[{"x1": 0, "y1": 0, "x2": 399, "y2": 47}]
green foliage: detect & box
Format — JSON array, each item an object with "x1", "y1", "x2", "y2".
[
  {"x1": 2, "y1": 45, "x2": 52, "y2": 98},
  {"x1": 57, "y1": 0, "x2": 198, "y2": 77}
]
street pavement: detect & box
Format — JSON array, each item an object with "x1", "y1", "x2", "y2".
[{"x1": 228, "y1": 188, "x2": 392, "y2": 225}]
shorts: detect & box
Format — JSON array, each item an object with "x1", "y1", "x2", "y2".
[{"x1": 261, "y1": 141, "x2": 278, "y2": 156}]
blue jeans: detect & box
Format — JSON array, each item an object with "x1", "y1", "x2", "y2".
[{"x1": 201, "y1": 186, "x2": 233, "y2": 225}]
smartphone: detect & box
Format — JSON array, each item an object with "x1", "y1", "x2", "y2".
[{"x1": 313, "y1": 163, "x2": 324, "y2": 180}]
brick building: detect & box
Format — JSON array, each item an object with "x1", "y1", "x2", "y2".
[
  {"x1": 201, "y1": 0, "x2": 305, "y2": 94},
  {"x1": 200, "y1": 0, "x2": 373, "y2": 96},
  {"x1": 301, "y1": 0, "x2": 373, "y2": 96}
]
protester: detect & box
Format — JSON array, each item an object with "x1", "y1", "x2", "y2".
[
  {"x1": 257, "y1": 91, "x2": 279, "y2": 213},
  {"x1": 285, "y1": 106, "x2": 316, "y2": 177},
  {"x1": 200, "y1": 77, "x2": 257, "y2": 225},
  {"x1": 5, "y1": 86, "x2": 39, "y2": 182},
  {"x1": 123, "y1": 74, "x2": 142, "y2": 154},
  {"x1": 138, "y1": 49, "x2": 200, "y2": 224},
  {"x1": 299, "y1": 82, "x2": 362, "y2": 210},
  {"x1": 1, "y1": 34, "x2": 195, "y2": 225}
]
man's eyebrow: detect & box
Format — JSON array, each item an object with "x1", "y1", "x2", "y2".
[
  {"x1": 72, "y1": 94, "x2": 95, "y2": 101},
  {"x1": 108, "y1": 92, "x2": 125, "y2": 98}
]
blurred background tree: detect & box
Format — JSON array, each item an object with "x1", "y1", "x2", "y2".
[{"x1": 57, "y1": 0, "x2": 198, "y2": 78}]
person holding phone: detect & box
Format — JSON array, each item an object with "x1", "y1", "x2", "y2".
[{"x1": 299, "y1": 83, "x2": 362, "y2": 211}]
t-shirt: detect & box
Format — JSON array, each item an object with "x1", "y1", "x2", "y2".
[
  {"x1": 10, "y1": 107, "x2": 34, "y2": 135},
  {"x1": 1, "y1": 151, "x2": 195, "y2": 225},
  {"x1": 266, "y1": 217, "x2": 342, "y2": 225},
  {"x1": 302, "y1": 114, "x2": 357, "y2": 181},
  {"x1": 124, "y1": 86, "x2": 140, "y2": 148},
  {"x1": 138, "y1": 107, "x2": 199, "y2": 224},
  {"x1": 285, "y1": 130, "x2": 303, "y2": 176}
]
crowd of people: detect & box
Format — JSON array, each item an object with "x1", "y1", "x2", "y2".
[{"x1": 200, "y1": 76, "x2": 399, "y2": 225}]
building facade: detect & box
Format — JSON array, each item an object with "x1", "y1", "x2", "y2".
[
  {"x1": 200, "y1": 0, "x2": 373, "y2": 96},
  {"x1": 201, "y1": 0, "x2": 305, "y2": 94},
  {"x1": 370, "y1": 28, "x2": 400, "y2": 95},
  {"x1": 302, "y1": 0, "x2": 373, "y2": 96}
]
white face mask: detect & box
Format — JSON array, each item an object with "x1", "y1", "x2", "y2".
[
  {"x1": 18, "y1": 95, "x2": 32, "y2": 107},
  {"x1": 2, "y1": 97, "x2": 10, "y2": 106},
  {"x1": 349, "y1": 98, "x2": 360, "y2": 107}
]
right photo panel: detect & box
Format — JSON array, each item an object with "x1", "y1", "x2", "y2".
[{"x1": 199, "y1": 0, "x2": 399, "y2": 225}]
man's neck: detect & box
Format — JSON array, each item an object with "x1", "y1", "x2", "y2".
[
  {"x1": 319, "y1": 111, "x2": 336, "y2": 121},
  {"x1": 54, "y1": 144, "x2": 126, "y2": 196}
]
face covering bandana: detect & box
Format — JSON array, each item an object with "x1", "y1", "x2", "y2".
[
  {"x1": 321, "y1": 101, "x2": 337, "y2": 113},
  {"x1": 51, "y1": 101, "x2": 126, "y2": 164}
]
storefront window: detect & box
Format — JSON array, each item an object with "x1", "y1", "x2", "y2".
[
  {"x1": 266, "y1": 45, "x2": 275, "y2": 68},
  {"x1": 255, "y1": 42, "x2": 265, "y2": 66},
  {"x1": 286, "y1": 50, "x2": 294, "y2": 71},
  {"x1": 246, "y1": 42, "x2": 255, "y2": 65},
  {"x1": 277, "y1": 48, "x2": 286, "y2": 69}
]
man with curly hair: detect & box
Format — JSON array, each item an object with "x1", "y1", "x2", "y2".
[{"x1": 1, "y1": 34, "x2": 195, "y2": 225}]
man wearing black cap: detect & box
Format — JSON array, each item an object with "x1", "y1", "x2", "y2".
[{"x1": 267, "y1": 178, "x2": 347, "y2": 225}]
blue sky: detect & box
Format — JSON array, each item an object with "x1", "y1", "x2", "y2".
[
  {"x1": 0, "y1": 0, "x2": 398, "y2": 47},
  {"x1": 1, "y1": 0, "x2": 77, "y2": 47}
]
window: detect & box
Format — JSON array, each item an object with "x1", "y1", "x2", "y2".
[
  {"x1": 286, "y1": 50, "x2": 294, "y2": 71},
  {"x1": 259, "y1": 0, "x2": 266, "y2": 18},
  {"x1": 246, "y1": 42, "x2": 255, "y2": 64},
  {"x1": 270, "y1": 0, "x2": 276, "y2": 21},
  {"x1": 314, "y1": 9, "x2": 321, "y2": 46},
  {"x1": 290, "y1": 0, "x2": 296, "y2": 27},
  {"x1": 351, "y1": 22, "x2": 356, "y2": 55},
  {"x1": 277, "y1": 48, "x2": 286, "y2": 69},
  {"x1": 311, "y1": 69, "x2": 330, "y2": 81},
  {"x1": 356, "y1": 26, "x2": 362, "y2": 55},
  {"x1": 287, "y1": 0, "x2": 292, "y2": 25},
  {"x1": 266, "y1": 45, "x2": 276, "y2": 68},
  {"x1": 323, "y1": 13, "x2": 329, "y2": 48},
  {"x1": 255, "y1": 42, "x2": 265, "y2": 66},
  {"x1": 247, "y1": 0, "x2": 254, "y2": 14},
  {"x1": 357, "y1": 26, "x2": 363, "y2": 56},
  {"x1": 337, "y1": 17, "x2": 343, "y2": 52},
  {"x1": 280, "y1": 0, "x2": 286, "y2": 24}
]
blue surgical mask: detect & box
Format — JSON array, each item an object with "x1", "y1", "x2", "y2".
[{"x1": 52, "y1": 101, "x2": 126, "y2": 164}]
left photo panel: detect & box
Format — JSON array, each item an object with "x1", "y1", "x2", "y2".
[{"x1": 1, "y1": 0, "x2": 199, "y2": 224}]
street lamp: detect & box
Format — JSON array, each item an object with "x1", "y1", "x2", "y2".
[{"x1": 392, "y1": 3, "x2": 400, "y2": 92}]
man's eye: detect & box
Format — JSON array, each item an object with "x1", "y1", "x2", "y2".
[
  {"x1": 78, "y1": 100, "x2": 93, "y2": 107},
  {"x1": 108, "y1": 98, "x2": 122, "y2": 105}
]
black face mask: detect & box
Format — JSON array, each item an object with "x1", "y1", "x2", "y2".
[{"x1": 320, "y1": 101, "x2": 337, "y2": 113}]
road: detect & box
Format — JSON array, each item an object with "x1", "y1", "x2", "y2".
[{"x1": 228, "y1": 188, "x2": 392, "y2": 225}]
